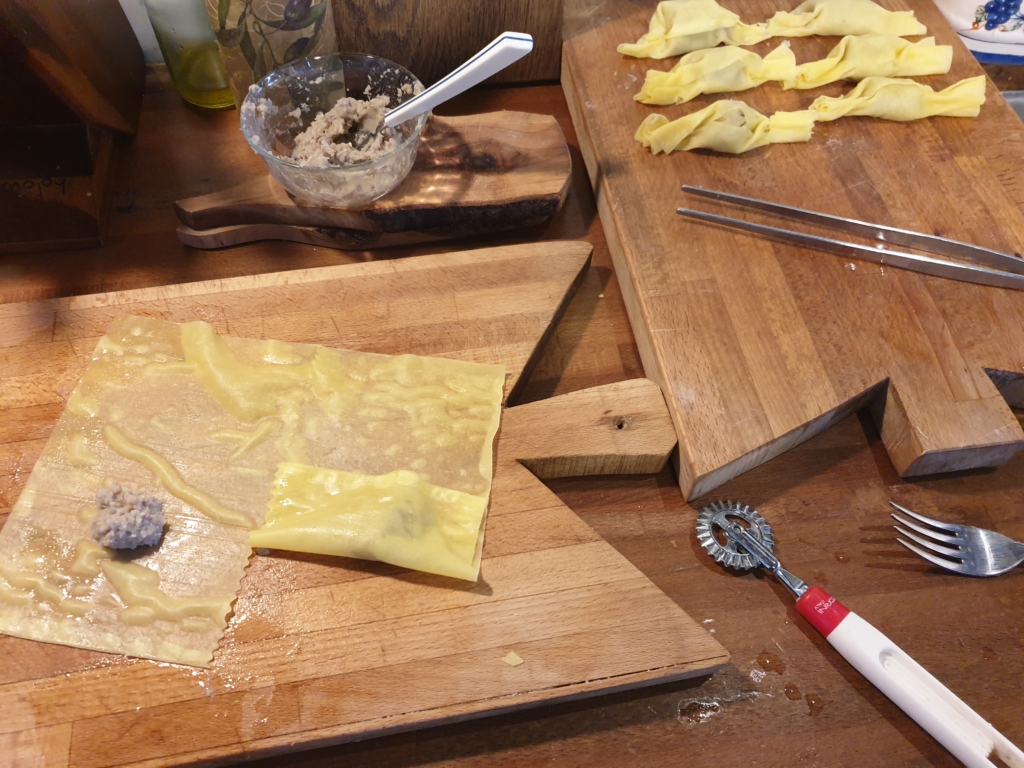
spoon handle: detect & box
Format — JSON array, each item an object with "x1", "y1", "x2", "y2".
[{"x1": 383, "y1": 32, "x2": 534, "y2": 129}]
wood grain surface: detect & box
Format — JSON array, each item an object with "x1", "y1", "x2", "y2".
[
  {"x1": 0, "y1": 0, "x2": 144, "y2": 135},
  {"x1": 0, "y1": 242, "x2": 728, "y2": 766},
  {"x1": 330, "y1": 0, "x2": 563, "y2": 86},
  {"x1": 563, "y1": 0, "x2": 1024, "y2": 499},
  {"x1": 175, "y1": 111, "x2": 571, "y2": 250},
  {"x1": 3, "y1": 67, "x2": 1022, "y2": 768}
]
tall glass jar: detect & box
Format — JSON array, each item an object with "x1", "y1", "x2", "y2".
[
  {"x1": 143, "y1": 0, "x2": 234, "y2": 109},
  {"x1": 206, "y1": 0, "x2": 339, "y2": 107}
]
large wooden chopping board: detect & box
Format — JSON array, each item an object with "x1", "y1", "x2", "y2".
[
  {"x1": 563, "y1": 0, "x2": 1024, "y2": 499},
  {"x1": 0, "y1": 242, "x2": 727, "y2": 767}
]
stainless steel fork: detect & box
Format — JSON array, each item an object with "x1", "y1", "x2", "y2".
[{"x1": 891, "y1": 502, "x2": 1024, "y2": 577}]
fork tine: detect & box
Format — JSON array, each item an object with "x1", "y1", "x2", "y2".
[
  {"x1": 889, "y1": 502, "x2": 960, "y2": 532},
  {"x1": 894, "y1": 525, "x2": 963, "y2": 557},
  {"x1": 897, "y1": 538, "x2": 973, "y2": 574},
  {"x1": 891, "y1": 513, "x2": 962, "y2": 544}
]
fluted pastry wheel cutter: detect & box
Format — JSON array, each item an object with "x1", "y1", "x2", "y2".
[{"x1": 696, "y1": 500, "x2": 1024, "y2": 768}]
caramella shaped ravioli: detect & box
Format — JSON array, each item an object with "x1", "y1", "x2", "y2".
[
  {"x1": 636, "y1": 100, "x2": 814, "y2": 154},
  {"x1": 784, "y1": 35, "x2": 951, "y2": 90},
  {"x1": 809, "y1": 76, "x2": 986, "y2": 121},
  {"x1": 636, "y1": 43, "x2": 797, "y2": 105},
  {"x1": 248, "y1": 464, "x2": 489, "y2": 582},
  {"x1": 764, "y1": 0, "x2": 926, "y2": 37},
  {"x1": 617, "y1": 0, "x2": 770, "y2": 59}
]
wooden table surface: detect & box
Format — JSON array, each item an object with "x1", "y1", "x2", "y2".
[{"x1": 2, "y1": 68, "x2": 1022, "y2": 767}]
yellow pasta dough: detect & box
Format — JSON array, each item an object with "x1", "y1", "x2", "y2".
[
  {"x1": 617, "y1": 0, "x2": 770, "y2": 59},
  {"x1": 636, "y1": 100, "x2": 815, "y2": 154},
  {"x1": 764, "y1": 0, "x2": 927, "y2": 38},
  {"x1": 249, "y1": 465, "x2": 488, "y2": 582},
  {"x1": 809, "y1": 76, "x2": 986, "y2": 121},
  {"x1": 619, "y1": 0, "x2": 927, "y2": 60},
  {"x1": 784, "y1": 35, "x2": 951, "y2": 90},
  {"x1": 0, "y1": 316, "x2": 504, "y2": 666},
  {"x1": 635, "y1": 43, "x2": 797, "y2": 105}
]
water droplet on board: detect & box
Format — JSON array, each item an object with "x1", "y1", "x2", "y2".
[
  {"x1": 806, "y1": 693, "x2": 827, "y2": 717},
  {"x1": 756, "y1": 650, "x2": 787, "y2": 675},
  {"x1": 834, "y1": 552, "x2": 850, "y2": 563},
  {"x1": 982, "y1": 646, "x2": 996, "y2": 661},
  {"x1": 677, "y1": 700, "x2": 720, "y2": 724},
  {"x1": 784, "y1": 683, "x2": 802, "y2": 700}
]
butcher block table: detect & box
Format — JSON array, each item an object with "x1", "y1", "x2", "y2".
[{"x1": 1, "y1": 57, "x2": 1022, "y2": 767}]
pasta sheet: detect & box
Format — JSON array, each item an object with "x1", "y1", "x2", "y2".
[{"x1": 0, "y1": 317, "x2": 504, "y2": 665}]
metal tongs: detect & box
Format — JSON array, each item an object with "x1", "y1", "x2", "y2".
[{"x1": 677, "y1": 186, "x2": 1024, "y2": 291}]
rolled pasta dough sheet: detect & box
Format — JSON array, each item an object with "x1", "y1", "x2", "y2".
[
  {"x1": 635, "y1": 100, "x2": 815, "y2": 154},
  {"x1": 0, "y1": 316, "x2": 504, "y2": 665},
  {"x1": 635, "y1": 43, "x2": 797, "y2": 105},
  {"x1": 810, "y1": 76, "x2": 986, "y2": 121},
  {"x1": 784, "y1": 35, "x2": 952, "y2": 90}
]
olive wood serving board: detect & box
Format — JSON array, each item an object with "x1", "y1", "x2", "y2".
[
  {"x1": 563, "y1": 0, "x2": 1024, "y2": 499},
  {"x1": 174, "y1": 111, "x2": 571, "y2": 251},
  {"x1": 0, "y1": 241, "x2": 727, "y2": 767}
]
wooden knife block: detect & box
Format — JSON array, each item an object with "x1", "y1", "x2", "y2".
[{"x1": 0, "y1": 0, "x2": 144, "y2": 254}]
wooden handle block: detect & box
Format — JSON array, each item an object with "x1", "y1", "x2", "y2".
[{"x1": 501, "y1": 378, "x2": 678, "y2": 478}]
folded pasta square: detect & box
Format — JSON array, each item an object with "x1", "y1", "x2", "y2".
[{"x1": 249, "y1": 465, "x2": 489, "y2": 581}]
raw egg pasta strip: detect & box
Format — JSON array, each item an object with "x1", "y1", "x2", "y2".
[{"x1": 0, "y1": 316, "x2": 504, "y2": 666}]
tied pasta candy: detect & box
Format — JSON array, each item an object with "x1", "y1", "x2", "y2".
[
  {"x1": 635, "y1": 43, "x2": 797, "y2": 105},
  {"x1": 635, "y1": 101, "x2": 815, "y2": 154},
  {"x1": 619, "y1": 0, "x2": 927, "y2": 60},
  {"x1": 763, "y1": 0, "x2": 926, "y2": 37},
  {"x1": 809, "y1": 76, "x2": 987, "y2": 121},
  {"x1": 784, "y1": 35, "x2": 952, "y2": 90},
  {"x1": 617, "y1": 0, "x2": 770, "y2": 59}
]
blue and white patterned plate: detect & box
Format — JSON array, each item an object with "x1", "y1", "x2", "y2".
[{"x1": 934, "y1": 0, "x2": 1024, "y2": 64}]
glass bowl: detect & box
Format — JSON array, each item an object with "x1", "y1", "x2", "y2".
[{"x1": 239, "y1": 53, "x2": 426, "y2": 208}]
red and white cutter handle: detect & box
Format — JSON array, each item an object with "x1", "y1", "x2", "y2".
[{"x1": 796, "y1": 586, "x2": 1023, "y2": 768}]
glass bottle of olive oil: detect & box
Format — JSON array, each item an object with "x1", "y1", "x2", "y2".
[{"x1": 143, "y1": 0, "x2": 234, "y2": 109}]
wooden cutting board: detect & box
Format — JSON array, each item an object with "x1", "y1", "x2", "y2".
[
  {"x1": 563, "y1": 0, "x2": 1024, "y2": 499},
  {"x1": 0, "y1": 242, "x2": 728, "y2": 767},
  {"x1": 174, "y1": 112, "x2": 571, "y2": 251}
]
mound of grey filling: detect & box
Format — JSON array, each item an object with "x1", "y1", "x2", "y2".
[{"x1": 91, "y1": 483, "x2": 166, "y2": 549}]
